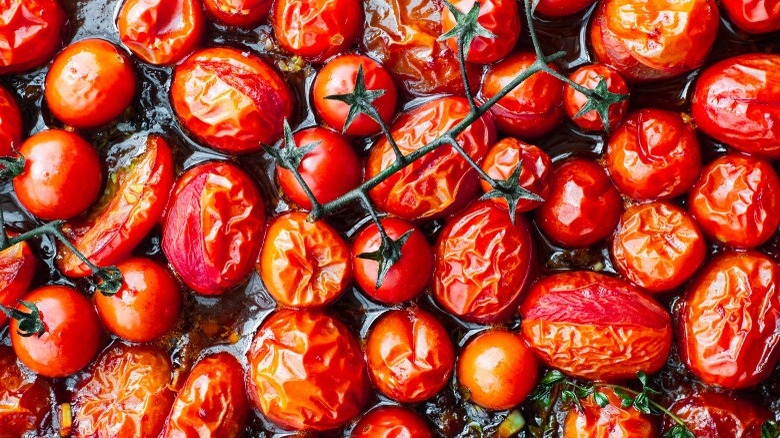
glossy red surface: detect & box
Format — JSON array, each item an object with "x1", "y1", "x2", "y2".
[
  {"x1": 479, "y1": 138, "x2": 552, "y2": 213},
  {"x1": 271, "y1": 0, "x2": 360, "y2": 62},
  {"x1": 440, "y1": 0, "x2": 520, "y2": 64},
  {"x1": 564, "y1": 64, "x2": 629, "y2": 131},
  {"x1": 0, "y1": 0, "x2": 67, "y2": 74}
]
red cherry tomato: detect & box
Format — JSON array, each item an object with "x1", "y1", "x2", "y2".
[
  {"x1": 203, "y1": 0, "x2": 272, "y2": 27},
  {"x1": 351, "y1": 406, "x2": 433, "y2": 438},
  {"x1": 564, "y1": 387, "x2": 655, "y2": 438},
  {"x1": 366, "y1": 96, "x2": 496, "y2": 220},
  {"x1": 564, "y1": 64, "x2": 629, "y2": 132},
  {"x1": 0, "y1": 0, "x2": 67, "y2": 74},
  {"x1": 665, "y1": 391, "x2": 772, "y2": 437},
  {"x1": 246, "y1": 309, "x2": 370, "y2": 431},
  {"x1": 171, "y1": 47, "x2": 293, "y2": 154},
  {"x1": 0, "y1": 238, "x2": 36, "y2": 328},
  {"x1": 0, "y1": 346, "x2": 52, "y2": 435},
  {"x1": 480, "y1": 138, "x2": 552, "y2": 213},
  {"x1": 162, "y1": 161, "x2": 266, "y2": 295},
  {"x1": 0, "y1": 85, "x2": 22, "y2": 156},
  {"x1": 721, "y1": 0, "x2": 780, "y2": 34},
  {"x1": 534, "y1": 0, "x2": 596, "y2": 16},
  {"x1": 365, "y1": 308, "x2": 455, "y2": 403},
  {"x1": 13, "y1": 129, "x2": 103, "y2": 221},
  {"x1": 312, "y1": 54, "x2": 398, "y2": 136},
  {"x1": 276, "y1": 127, "x2": 362, "y2": 210},
  {"x1": 440, "y1": 0, "x2": 520, "y2": 64}
]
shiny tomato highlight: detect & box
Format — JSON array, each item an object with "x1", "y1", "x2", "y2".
[
  {"x1": 479, "y1": 138, "x2": 552, "y2": 213},
  {"x1": 721, "y1": 0, "x2": 780, "y2": 34},
  {"x1": 0, "y1": 0, "x2": 67, "y2": 74},
  {"x1": 0, "y1": 346, "x2": 53, "y2": 436},
  {"x1": 440, "y1": 0, "x2": 520, "y2": 64},
  {"x1": 271, "y1": 0, "x2": 361, "y2": 62}
]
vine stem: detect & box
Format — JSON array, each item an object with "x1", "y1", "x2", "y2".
[
  {"x1": 6, "y1": 220, "x2": 102, "y2": 276},
  {"x1": 458, "y1": 36, "x2": 478, "y2": 113},
  {"x1": 357, "y1": 190, "x2": 390, "y2": 242},
  {"x1": 367, "y1": 105, "x2": 406, "y2": 166},
  {"x1": 443, "y1": 135, "x2": 499, "y2": 187},
  {"x1": 0, "y1": 205, "x2": 7, "y2": 249}
]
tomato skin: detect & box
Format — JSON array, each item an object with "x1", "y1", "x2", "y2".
[
  {"x1": 204, "y1": 0, "x2": 271, "y2": 27},
  {"x1": 0, "y1": 346, "x2": 53, "y2": 436},
  {"x1": 691, "y1": 53, "x2": 780, "y2": 157},
  {"x1": 534, "y1": 0, "x2": 596, "y2": 16},
  {"x1": 664, "y1": 391, "x2": 772, "y2": 437},
  {"x1": 689, "y1": 154, "x2": 780, "y2": 248},
  {"x1": 0, "y1": 239, "x2": 36, "y2": 328},
  {"x1": 367, "y1": 97, "x2": 496, "y2": 220},
  {"x1": 520, "y1": 271, "x2": 672, "y2": 381},
  {"x1": 246, "y1": 309, "x2": 370, "y2": 431},
  {"x1": 678, "y1": 251, "x2": 780, "y2": 389},
  {"x1": 480, "y1": 138, "x2": 552, "y2": 213},
  {"x1": 171, "y1": 47, "x2": 293, "y2": 154},
  {"x1": 722, "y1": 0, "x2": 780, "y2": 34},
  {"x1": 564, "y1": 387, "x2": 655, "y2": 438},
  {"x1": 57, "y1": 135, "x2": 174, "y2": 277},
  {"x1": 365, "y1": 308, "x2": 455, "y2": 403},
  {"x1": 433, "y1": 201, "x2": 536, "y2": 324},
  {"x1": 564, "y1": 64, "x2": 629, "y2": 132},
  {"x1": 351, "y1": 406, "x2": 433, "y2": 438},
  {"x1": 0, "y1": 0, "x2": 67, "y2": 74},
  {"x1": 0, "y1": 85, "x2": 22, "y2": 155},
  {"x1": 258, "y1": 212, "x2": 351, "y2": 308},
  {"x1": 440, "y1": 0, "x2": 520, "y2": 64}
]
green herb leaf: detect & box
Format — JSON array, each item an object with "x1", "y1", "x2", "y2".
[
  {"x1": 763, "y1": 420, "x2": 780, "y2": 438},
  {"x1": 612, "y1": 387, "x2": 634, "y2": 409},
  {"x1": 664, "y1": 424, "x2": 695, "y2": 438},
  {"x1": 540, "y1": 370, "x2": 566, "y2": 386},
  {"x1": 593, "y1": 392, "x2": 610, "y2": 408},
  {"x1": 633, "y1": 392, "x2": 652, "y2": 415}
]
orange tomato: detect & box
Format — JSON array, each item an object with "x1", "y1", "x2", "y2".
[
  {"x1": 479, "y1": 138, "x2": 552, "y2": 213},
  {"x1": 0, "y1": 0, "x2": 67, "y2": 74},
  {"x1": 564, "y1": 388, "x2": 655, "y2": 438},
  {"x1": 0, "y1": 346, "x2": 53, "y2": 436},
  {"x1": 271, "y1": 0, "x2": 361, "y2": 62}
]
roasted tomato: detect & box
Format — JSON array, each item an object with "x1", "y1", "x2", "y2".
[
  {"x1": 73, "y1": 343, "x2": 175, "y2": 438},
  {"x1": 13, "y1": 129, "x2": 102, "y2": 221},
  {"x1": 258, "y1": 212, "x2": 351, "y2": 308},
  {"x1": 479, "y1": 138, "x2": 552, "y2": 213},
  {"x1": 564, "y1": 64, "x2": 629, "y2": 132},
  {"x1": 0, "y1": 0, "x2": 67, "y2": 74},
  {"x1": 691, "y1": 53, "x2": 780, "y2": 157},
  {"x1": 0, "y1": 85, "x2": 22, "y2": 155},
  {"x1": 664, "y1": 391, "x2": 772, "y2": 437},
  {"x1": 246, "y1": 309, "x2": 370, "y2": 431},
  {"x1": 721, "y1": 0, "x2": 780, "y2": 34},
  {"x1": 352, "y1": 218, "x2": 433, "y2": 304},
  {"x1": 117, "y1": 0, "x2": 205, "y2": 65},
  {"x1": 590, "y1": 0, "x2": 719, "y2": 82},
  {"x1": 535, "y1": 0, "x2": 596, "y2": 16},
  {"x1": 57, "y1": 135, "x2": 174, "y2": 277},
  {"x1": 564, "y1": 388, "x2": 655, "y2": 438},
  {"x1": 276, "y1": 127, "x2": 361, "y2": 210},
  {"x1": 689, "y1": 154, "x2": 780, "y2": 248},
  {"x1": 535, "y1": 158, "x2": 622, "y2": 248},
  {"x1": 520, "y1": 271, "x2": 673, "y2": 381},
  {"x1": 162, "y1": 353, "x2": 249, "y2": 438},
  {"x1": 162, "y1": 161, "x2": 265, "y2": 295},
  {"x1": 678, "y1": 251, "x2": 780, "y2": 389},
  {"x1": 9, "y1": 286, "x2": 101, "y2": 378},
  {"x1": 611, "y1": 202, "x2": 706, "y2": 293},
  {"x1": 365, "y1": 308, "x2": 455, "y2": 403},
  {"x1": 457, "y1": 330, "x2": 538, "y2": 411},
  {"x1": 45, "y1": 39, "x2": 137, "y2": 129},
  {"x1": 480, "y1": 52, "x2": 564, "y2": 139},
  {"x1": 366, "y1": 96, "x2": 495, "y2": 220},
  {"x1": 171, "y1": 47, "x2": 293, "y2": 154},
  {"x1": 204, "y1": 0, "x2": 271, "y2": 27},
  {"x1": 312, "y1": 54, "x2": 398, "y2": 136},
  {"x1": 440, "y1": 0, "x2": 520, "y2": 64},
  {"x1": 270, "y1": 0, "x2": 360, "y2": 62},
  {"x1": 0, "y1": 346, "x2": 53, "y2": 436},
  {"x1": 433, "y1": 201, "x2": 536, "y2": 324},
  {"x1": 605, "y1": 109, "x2": 701, "y2": 201},
  {"x1": 0, "y1": 238, "x2": 36, "y2": 327},
  {"x1": 351, "y1": 406, "x2": 433, "y2": 438}
]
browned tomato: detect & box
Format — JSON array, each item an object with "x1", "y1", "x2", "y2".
[
  {"x1": 351, "y1": 406, "x2": 433, "y2": 438},
  {"x1": 564, "y1": 64, "x2": 629, "y2": 132},
  {"x1": 564, "y1": 388, "x2": 655, "y2": 438},
  {"x1": 664, "y1": 391, "x2": 772, "y2": 437},
  {"x1": 0, "y1": 85, "x2": 22, "y2": 155},
  {"x1": 721, "y1": 0, "x2": 780, "y2": 34},
  {"x1": 271, "y1": 0, "x2": 361, "y2": 62},
  {"x1": 535, "y1": 0, "x2": 596, "y2": 16},
  {"x1": 0, "y1": 346, "x2": 53, "y2": 436},
  {"x1": 0, "y1": 0, "x2": 67, "y2": 74},
  {"x1": 440, "y1": 0, "x2": 520, "y2": 64},
  {"x1": 479, "y1": 138, "x2": 552, "y2": 213},
  {"x1": 203, "y1": 0, "x2": 271, "y2": 27},
  {"x1": 0, "y1": 238, "x2": 36, "y2": 328}
]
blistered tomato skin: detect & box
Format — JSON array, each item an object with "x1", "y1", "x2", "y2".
[
  {"x1": 480, "y1": 138, "x2": 552, "y2": 213},
  {"x1": 535, "y1": 0, "x2": 596, "y2": 16},
  {"x1": 204, "y1": 0, "x2": 272, "y2": 27},
  {"x1": 564, "y1": 64, "x2": 629, "y2": 132},
  {"x1": 0, "y1": 239, "x2": 36, "y2": 328},
  {"x1": 520, "y1": 271, "x2": 673, "y2": 381},
  {"x1": 691, "y1": 53, "x2": 780, "y2": 157},
  {"x1": 246, "y1": 310, "x2": 370, "y2": 432},
  {"x1": 0, "y1": 0, "x2": 67, "y2": 74},
  {"x1": 171, "y1": 47, "x2": 293, "y2": 154},
  {"x1": 351, "y1": 406, "x2": 433, "y2": 438},
  {"x1": 564, "y1": 388, "x2": 655, "y2": 438},
  {"x1": 678, "y1": 252, "x2": 780, "y2": 389},
  {"x1": 665, "y1": 391, "x2": 772, "y2": 437},
  {"x1": 0, "y1": 85, "x2": 22, "y2": 155},
  {"x1": 367, "y1": 97, "x2": 495, "y2": 220},
  {"x1": 721, "y1": 0, "x2": 780, "y2": 34},
  {"x1": 440, "y1": 0, "x2": 520, "y2": 64},
  {"x1": 162, "y1": 161, "x2": 266, "y2": 295},
  {"x1": 0, "y1": 346, "x2": 52, "y2": 436},
  {"x1": 433, "y1": 201, "x2": 535, "y2": 324}
]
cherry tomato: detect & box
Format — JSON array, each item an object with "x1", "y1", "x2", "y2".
[
  {"x1": 721, "y1": 0, "x2": 780, "y2": 34},
  {"x1": 203, "y1": 0, "x2": 271, "y2": 27},
  {"x1": 246, "y1": 309, "x2": 370, "y2": 431},
  {"x1": 9, "y1": 286, "x2": 101, "y2": 378},
  {"x1": 689, "y1": 154, "x2": 780, "y2": 248},
  {"x1": 312, "y1": 54, "x2": 398, "y2": 136},
  {"x1": 665, "y1": 391, "x2": 772, "y2": 437},
  {"x1": 0, "y1": 85, "x2": 22, "y2": 155},
  {"x1": 117, "y1": 0, "x2": 205, "y2": 65},
  {"x1": 171, "y1": 47, "x2": 293, "y2": 154},
  {"x1": 13, "y1": 130, "x2": 102, "y2": 221},
  {"x1": 162, "y1": 353, "x2": 249, "y2": 438},
  {"x1": 534, "y1": 0, "x2": 596, "y2": 16},
  {"x1": 0, "y1": 238, "x2": 36, "y2": 328},
  {"x1": 480, "y1": 52, "x2": 564, "y2": 139},
  {"x1": 258, "y1": 212, "x2": 351, "y2": 308},
  {"x1": 352, "y1": 218, "x2": 433, "y2": 305},
  {"x1": 276, "y1": 127, "x2": 362, "y2": 210},
  {"x1": 162, "y1": 161, "x2": 266, "y2": 295},
  {"x1": 0, "y1": 0, "x2": 67, "y2": 74},
  {"x1": 433, "y1": 201, "x2": 536, "y2": 324},
  {"x1": 457, "y1": 330, "x2": 538, "y2": 411},
  {"x1": 521, "y1": 271, "x2": 673, "y2": 381},
  {"x1": 611, "y1": 202, "x2": 706, "y2": 293},
  {"x1": 73, "y1": 343, "x2": 175, "y2": 438},
  {"x1": 564, "y1": 387, "x2": 655, "y2": 438},
  {"x1": 535, "y1": 158, "x2": 622, "y2": 248},
  {"x1": 480, "y1": 138, "x2": 552, "y2": 213},
  {"x1": 440, "y1": 0, "x2": 520, "y2": 64},
  {"x1": 366, "y1": 96, "x2": 496, "y2": 220},
  {"x1": 45, "y1": 39, "x2": 137, "y2": 129},
  {"x1": 351, "y1": 406, "x2": 433, "y2": 438},
  {"x1": 365, "y1": 308, "x2": 455, "y2": 403},
  {"x1": 590, "y1": 0, "x2": 719, "y2": 82},
  {"x1": 564, "y1": 64, "x2": 629, "y2": 132},
  {"x1": 678, "y1": 251, "x2": 780, "y2": 389},
  {"x1": 605, "y1": 109, "x2": 701, "y2": 201},
  {"x1": 0, "y1": 346, "x2": 53, "y2": 436},
  {"x1": 691, "y1": 53, "x2": 780, "y2": 157}
]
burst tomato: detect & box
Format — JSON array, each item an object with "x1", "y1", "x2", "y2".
[
  {"x1": 0, "y1": 0, "x2": 67, "y2": 74},
  {"x1": 440, "y1": 0, "x2": 520, "y2": 64},
  {"x1": 351, "y1": 406, "x2": 433, "y2": 438},
  {"x1": 564, "y1": 388, "x2": 655, "y2": 438},
  {"x1": 271, "y1": 0, "x2": 360, "y2": 62},
  {"x1": 0, "y1": 85, "x2": 22, "y2": 155},
  {"x1": 204, "y1": 0, "x2": 271, "y2": 27},
  {"x1": 535, "y1": 0, "x2": 596, "y2": 16},
  {"x1": 564, "y1": 64, "x2": 629, "y2": 132},
  {"x1": 479, "y1": 138, "x2": 552, "y2": 213},
  {"x1": 721, "y1": 0, "x2": 780, "y2": 34},
  {"x1": 665, "y1": 391, "x2": 772, "y2": 437},
  {"x1": 0, "y1": 346, "x2": 53, "y2": 436},
  {"x1": 0, "y1": 238, "x2": 36, "y2": 328}
]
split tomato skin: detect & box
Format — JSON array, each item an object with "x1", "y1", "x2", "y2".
[
  {"x1": 665, "y1": 391, "x2": 772, "y2": 437},
  {"x1": 564, "y1": 64, "x2": 629, "y2": 132},
  {"x1": 0, "y1": 346, "x2": 53, "y2": 436},
  {"x1": 721, "y1": 0, "x2": 780, "y2": 34},
  {"x1": 0, "y1": 85, "x2": 22, "y2": 155},
  {"x1": 271, "y1": 0, "x2": 361, "y2": 62},
  {"x1": 534, "y1": 0, "x2": 596, "y2": 16},
  {"x1": 204, "y1": 0, "x2": 272, "y2": 27},
  {"x1": 351, "y1": 406, "x2": 433, "y2": 438},
  {"x1": 564, "y1": 387, "x2": 655, "y2": 438},
  {"x1": 480, "y1": 138, "x2": 552, "y2": 213},
  {"x1": 0, "y1": 239, "x2": 36, "y2": 328},
  {"x1": 0, "y1": 0, "x2": 68, "y2": 74},
  {"x1": 440, "y1": 0, "x2": 520, "y2": 64}
]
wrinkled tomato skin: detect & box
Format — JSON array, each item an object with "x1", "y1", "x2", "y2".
[
  {"x1": 162, "y1": 161, "x2": 266, "y2": 295},
  {"x1": 721, "y1": 0, "x2": 780, "y2": 34},
  {"x1": 691, "y1": 53, "x2": 780, "y2": 157},
  {"x1": 57, "y1": 135, "x2": 174, "y2": 277},
  {"x1": 0, "y1": 0, "x2": 67, "y2": 74},
  {"x1": 171, "y1": 47, "x2": 292, "y2": 154},
  {"x1": 664, "y1": 391, "x2": 772, "y2": 437},
  {"x1": 365, "y1": 308, "x2": 455, "y2": 403},
  {"x1": 440, "y1": 0, "x2": 520, "y2": 64},
  {"x1": 258, "y1": 212, "x2": 351, "y2": 308},
  {"x1": 117, "y1": 0, "x2": 205, "y2": 65},
  {"x1": 351, "y1": 406, "x2": 433, "y2": 438},
  {"x1": 480, "y1": 138, "x2": 552, "y2": 213},
  {"x1": 520, "y1": 271, "x2": 673, "y2": 381},
  {"x1": 564, "y1": 64, "x2": 629, "y2": 132},
  {"x1": 271, "y1": 0, "x2": 360, "y2": 63},
  {"x1": 204, "y1": 0, "x2": 271, "y2": 27},
  {"x1": 689, "y1": 154, "x2": 780, "y2": 248},
  {"x1": 590, "y1": 0, "x2": 719, "y2": 82},
  {"x1": 535, "y1": 0, "x2": 596, "y2": 16},
  {"x1": 678, "y1": 251, "x2": 780, "y2": 389},
  {"x1": 0, "y1": 85, "x2": 22, "y2": 155},
  {"x1": 564, "y1": 388, "x2": 655, "y2": 438},
  {"x1": 0, "y1": 346, "x2": 53, "y2": 436},
  {"x1": 162, "y1": 353, "x2": 249, "y2": 438},
  {"x1": 433, "y1": 201, "x2": 536, "y2": 324},
  {"x1": 0, "y1": 239, "x2": 36, "y2": 328},
  {"x1": 246, "y1": 309, "x2": 370, "y2": 431},
  {"x1": 367, "y1": 97, "x2": 495, "y2": 221},
  {"x1": 74, "y1": 343, "x2": 175, "y2": 438}
]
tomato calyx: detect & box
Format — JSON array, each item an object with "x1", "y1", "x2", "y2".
[
  {"x1": 0, "y1": 300, "x2": 44, "y2": 337},
  {"x1": 356, "y1": 228, "x2": 413, "y2": 289},
  {"x1": 325, "y1": 65, "x2": 390, "y2": 133},
  {"x1": 0, "y1": 153, "x2": 25, "y2": 180},
  {"x1": 571, "y1": 77, "x2": 629, "y2": 133},
  {"x1": 265, "y1": 120, "x2": 323, "y2": 215},
  {"x1": 480, "y1": 159, "x2": 545, "y2": 224}
]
